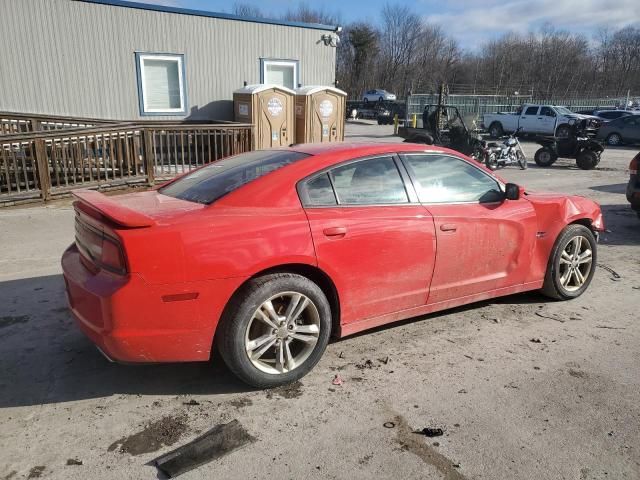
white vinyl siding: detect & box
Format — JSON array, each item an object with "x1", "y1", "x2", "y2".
[{"x1": 137, "y1": 54, "x2": 186, "y2": 114}]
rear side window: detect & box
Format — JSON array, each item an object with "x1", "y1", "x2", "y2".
[
  {"x1": 524, "y1": 106, "x2": 539, "y2": 115},
  {"x1": 300, "y1": 156, "x2": 409, "y2": 206},
  {"x1": 160, "y1": 150, "x2": 309, "y2": 204}
]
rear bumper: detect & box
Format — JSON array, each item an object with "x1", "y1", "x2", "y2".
[{"x1": 62, "y1": 244, "x2": 241, "y2": 363}]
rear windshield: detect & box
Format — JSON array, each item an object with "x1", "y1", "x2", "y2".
[{"x1": 159, "y1": 150, "x2": 309, "y2": 204}]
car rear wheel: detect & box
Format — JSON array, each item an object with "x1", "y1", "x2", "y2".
[
  {"x1": 216, "y1": 273, "x2": 331, "y2": 388},
  {"x1": 555, "y1": 124, "x2": 570, "y2": 138},
  {"x1": 534, "y1": 147, "x2": 557, "y2": 167},
  {"x1": 541, "y1": 224, "x2": 597, "y2": 300},
  {"x1": 606, "y1": 133, "x2": 622, "y2": 146},
  {"x1": 488, "y1": 122, "x2": 503, "y2": 138}
]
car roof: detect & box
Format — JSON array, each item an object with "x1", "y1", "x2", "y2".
[{"x1": 288, "y1": 142, "x2": 452, "y2": 157}]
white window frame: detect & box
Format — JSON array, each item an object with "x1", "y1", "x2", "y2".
[
  {"x1": 260, "y1": 58, "x2": 299, "y2": 89},
  {"x1": 136, "y1": 53, "x2": 187, "y2": 115}
]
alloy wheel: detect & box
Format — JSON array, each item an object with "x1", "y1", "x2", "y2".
[
  {"x1": 558, "y1": 236, "x2": 593, "y2": 292},
  {"x1": 244, "y1": 292, "x2": 320, "y2": 374}
]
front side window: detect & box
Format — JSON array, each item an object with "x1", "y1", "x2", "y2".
[
  {"x1": 540, "y1": 106, "x2": 555, "y2": 117},
  {"x1": 160, "y1": 150, "x2": 309, "y2": 204},
  {"x1": 403, "y1": 154, "x2": 503, "y2": 204},
  {"x1": 260, "y1": 59, "x2": 298, "y2": 89},
  {"x1": 136, "y1": 53, "x2": 186, "y2": 115}
]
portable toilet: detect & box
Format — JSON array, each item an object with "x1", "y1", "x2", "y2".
[
  {"x1": 294, "y1": 86, "x2": 347, "y2": 144},
  {"x1": 233, "y1": 84, "x2": 295, "y2": 149}
]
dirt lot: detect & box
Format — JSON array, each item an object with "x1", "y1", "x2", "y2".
[{"x1": 1, "y1": 121, "x2": 639, "y2": 480}]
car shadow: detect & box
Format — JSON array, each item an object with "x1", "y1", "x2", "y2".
[
  {"x1": 590, "y1": 183, "x2": 628, "y2": 194},
  {"x1": 0, "y1": 274, "x2": 253, "y2": 408},
  {"x1": 599, "y1": 203, "x2": 640, "y2": 246}
]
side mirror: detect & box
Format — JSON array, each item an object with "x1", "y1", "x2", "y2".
[{"x1": 505, "y1": 183, "x2": 520, "y2": 200}]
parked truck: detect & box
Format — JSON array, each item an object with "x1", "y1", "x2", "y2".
[{"x1": 482, "y1": 104, "x2": 599, "y2": 138}]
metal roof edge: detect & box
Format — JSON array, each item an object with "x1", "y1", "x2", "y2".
[{"x1": 74, "y1": 0, "x2": 338, "y2": 31}]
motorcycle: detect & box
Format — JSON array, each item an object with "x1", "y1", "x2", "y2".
[
  {"x1": 483, "y1": 127, "x2": 527, "y2": 170},
  {"x1": 533, "y1": 119, "x2": 604, "y2": 170}
]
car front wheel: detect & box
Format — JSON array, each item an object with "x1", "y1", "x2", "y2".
[
  {"x1": 541, "y1": 224, "x2": 597, "y2": 300},
  {"x1": 217, "y1": 273, "x2": 332, "y2": 388}
]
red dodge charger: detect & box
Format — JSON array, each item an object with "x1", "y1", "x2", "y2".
[{"x1": 62, "y1": 143, "x2": 604, "y2": 387}]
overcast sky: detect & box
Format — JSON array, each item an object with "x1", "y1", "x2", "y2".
[{"x1": 136, "y1": 0, "x2": 640, "y2": 49}]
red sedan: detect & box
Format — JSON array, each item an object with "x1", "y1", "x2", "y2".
[{"x1": 62, "y1": 143, "x2": 604, "y2": 387}]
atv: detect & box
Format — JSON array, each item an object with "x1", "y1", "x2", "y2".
[
  {"x1": 533, "y1": 119, "x2": 604, "y2": 170},
  {"x1": 397, "y1": 105, "x2": 485, "y2": 162}
]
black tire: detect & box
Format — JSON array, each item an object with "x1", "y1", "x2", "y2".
[
  {"x1": 216, "y1": 273, "x2": 332, "y2": 388},
  {"x1": 363, "y1": 98, "x2": 369, "y2": 103},
  {"x1": 576, "y1": 150, "x2": 599, "y2": 170},
  {"x1": 534, "y1": 147, "x2": 557, "y2": 167},
  {"x1": 541, "y1": 224, "x2": 597, "y2": 300},
  {"x1": 606, "y1": 133, "x2": 622, "y2": 146},
  {"x1": 379, "y1": 96, "x2": 384, "y2": 102},
  {"x1": 377, "y1": 118, "x2": 383, "y2": 125},
  {"x1": 485, "y1": 153, "x2": 498, "y2": 170},
  {"x1": 488, "y1": 122, "x2": 503, "y2": 138},
  {"x1": 517, "y1": 150, "x2": 527, "y2": 170},
  {"x1": 555, "y1": 124, "x2": 570, "y2": 138}
]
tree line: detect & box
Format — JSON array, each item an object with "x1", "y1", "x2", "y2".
[{"x1": 233, "y1": 2, "x2": 640, "y2": 100}]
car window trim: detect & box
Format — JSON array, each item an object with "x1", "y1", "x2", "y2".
[
  {"x1": 297, "y1": 153, "x2": 419, "y2": 208},
  {"x1": 398, "y1": 152, "x2": 506, "y2": 206}
]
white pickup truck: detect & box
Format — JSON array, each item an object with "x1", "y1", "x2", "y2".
[{"x1": 482, "y1": 104, "x2": 597, "y2": 138}]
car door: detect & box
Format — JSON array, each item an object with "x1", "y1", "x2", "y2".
[
  {"x1": 519, "y1": 105, "x2": 541, "y2": 132},
  {"x1": 538, "y1": 106, "x2": 557, "y2": 134},
  {"x1": 399, "y1": 153, "x2": 537, "y2": 305},
  {"x1": 624, "y1": 116, "x2": 640, "y2": 142},
  {"x1": 299, "y1": 155, "x2": 437, "y2": 325}
]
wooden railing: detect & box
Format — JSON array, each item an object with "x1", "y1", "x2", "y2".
[
  {"x1": 0, "y1": 122, "x2": 254, "y2": 205},
  {"x1": 0, "y1": 112, "x2": 117, "y2": 136}
]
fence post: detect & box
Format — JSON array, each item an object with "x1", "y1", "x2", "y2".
[
  {"x1": 142, "y1": 128, "x2": 155, "y2": 186},
  {"x1": 34, "y1": 138, "x2": 51, "y2": 201}
]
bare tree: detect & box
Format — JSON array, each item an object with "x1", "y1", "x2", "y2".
[{"x1": 232, "y1": 2, "x2": 263, "y2": 18}]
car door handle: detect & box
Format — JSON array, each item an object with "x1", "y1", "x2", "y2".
[
  {"x1": 440, "y1": 223, "x2": 458, "y2": 232},
  {"x1": 323, "y1": 227, "x2": 347, "y2": 238}
]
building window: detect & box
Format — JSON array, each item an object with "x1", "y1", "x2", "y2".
[
  {"x1": 260, "y1": 59, "x2": 299, "y2": 90},
  {"x1": 136, "y1": 53, "x2": 186, "y2": 115}
]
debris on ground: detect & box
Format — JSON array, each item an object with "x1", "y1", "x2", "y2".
[
  {"x1": 595, "y1": 325, "x2": 626, "y2": 330},
  {"x1": 530, "y1": 338, "x2": 542, "y2": 343},
  {"x1": 378, "y1": 356, "x2": 390, "y2": 365},
  {"x1": 108, "y1": 414, "x2": 188, "y2": 455},
  {"x1": 457, "y1": 389, "x2": 467, "y2": 394},
  {"x1": 183, "y1": 399, "x2": 200, "y2": 406},
  {"x1": 597, "y1": 263, "x2": 621, "y2": 280},
  {"x1": 265, "y1": 381, "x2": 303, "y2": 399},
  {"x1": 0, "y1": 315, "x2": 30, "y2": 329},
  {"x1": 383, "y1": 422, "x2": 396, "y2": 429},
  {"x1": 535, "y1": 311, "x2": 565, "y2": 323},
  {"x1": 27, "y1": 466, "x2": 45, "y2": 478},
  {"x1": 414, "y1": 427, "x2": 444, "y2": 438},
  {"x1": 338, "y1": 351, "x2": 344, "y2": 358},
  {"x1": 332, "y1": 374, "x2": 344, "y2": 386},
  {"x1": 153, "y1": 420, "x2": 256, "y2": 478},
  {"x1": 66, "y1": 458, "x2": 83, "y2": 466},
  {"x1": 355, "y1": 359, "x2": 374, "y2": 370}
]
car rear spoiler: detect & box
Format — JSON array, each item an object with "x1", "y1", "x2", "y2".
[{"x1": 72, "y1": 190, "x2": 156, "y2": 228}]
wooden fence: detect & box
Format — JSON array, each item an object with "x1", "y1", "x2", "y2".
[
  {"x1": 0, "y1": 112, "x2": 117, "y2": 136},
  {"x1": 0, "y1": 122, "x2": 254, "y2": 205}
]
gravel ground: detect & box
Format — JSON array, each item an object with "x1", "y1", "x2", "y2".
[{"x1": 0, "y1": 121, "x2": 638, "y2": 480}]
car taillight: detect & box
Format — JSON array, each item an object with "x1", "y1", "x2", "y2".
[
  {"x1": 101, "y1": 236, "x2": 127, "y2": 274},
  {"x1": 630, "y1": 155, "x2": 639, "y2": 175},
  {"x1": 75, "y1": 217, "x2": 127, "y2": 275}
]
